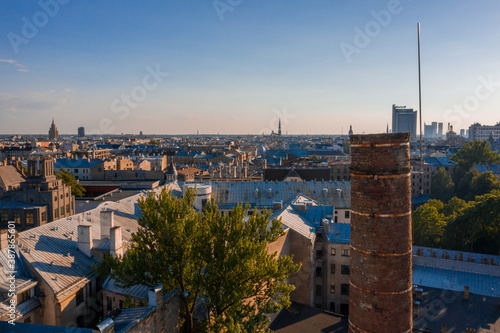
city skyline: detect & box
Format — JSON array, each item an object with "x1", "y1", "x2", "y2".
[{"x1": 1, "y1": 1, "x2": 500, "y2": 135}]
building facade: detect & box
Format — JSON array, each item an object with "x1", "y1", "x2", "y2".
[
  {"x1": 468, "y1": 122, "x2": 500, "y2": 141},
  {"x1": 0, "y1": 158, "x2": 75, "y2": 229},
  {"x1": 49, "y1": 119, "x2": 59, "y2": 141},
  {"x1": 392, "y1": 105, "x2": 417, "y2": 141}
]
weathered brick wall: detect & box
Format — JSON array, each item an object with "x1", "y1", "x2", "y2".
[
  {"x1": 349, "y1": 133, "x2": 412, "y2": 333},
  {"x1": 286, "y1": 229, "x2": 313, "y2": 306}
]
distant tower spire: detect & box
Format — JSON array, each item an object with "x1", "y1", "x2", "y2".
[
  {"x1": 386, "y1": 123, "x2": 389, "y2": 133},
  {"x1": 278, "y1": 118, "x2": 282, "y2": 136},
  {"x1": 348, "y1": 125, "x2": 353, "y2": 136}
]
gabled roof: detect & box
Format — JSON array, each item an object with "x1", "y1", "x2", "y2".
[
  {"x1": 14, "y1": 182, "x2": 182, "y2": 300},
  {"x1": 0, "y1": 166, "x2": 25, "y2": 189},
  {"x1": 271, "y1": 202, "x2": 316, "y2": 240}
]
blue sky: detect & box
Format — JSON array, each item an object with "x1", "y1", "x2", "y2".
[{"x1": 1, "y1": 0, "x2": 500, "y2": 135}]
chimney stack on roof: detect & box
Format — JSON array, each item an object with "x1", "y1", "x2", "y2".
[
  {"x1": 148, "y1": 284, "x2": 164, "y2": 308},
  {"x1": 100, "y1": 210, "x2": 114, "y2": 240},
  {"x1": 77, "y1": 225, "x2": 93, "y2": 258},
  {"x1": 110, "y1": 226, "x2": 123, "y2": 259}
]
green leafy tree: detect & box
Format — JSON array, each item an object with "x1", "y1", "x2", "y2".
[
  {"x1": 451, "y1": 140, "x2": 500, "y2": 170},
  {"x1": 470, "y1": 171, "x2": 500, "y2": 199},
  {"x1": 412, "y1": 200, "x2": 447, "y2": 247},
  {"x1": 343, "y1": 141, "x2": 351, "y2": 155},
  {"x1": 431, "y1": 169, "x2": 454, "y2": 202},
  {"x1": 444, "y1": 190, "x2": 500, "y2": 254},
  {"x1": 56, "y1": 169, "x2": 86, "y2": 197},
  {"x1": 441, "y1": 197, "x2": 468, "y2": 218},
  {"x1": 454, "y1": 169, "x2": 500, "y2": 201},
  {"x1": 94, "y1": 189, "x2": 299, "y2": 333}
]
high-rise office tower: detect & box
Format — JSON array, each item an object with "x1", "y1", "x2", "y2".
[
  {"x1": 438, "y1": 122, "x2": 443, "y2": 137},
  {"x1": 78, "y1": 126, "x2": 85, "y2": 138},
  {"x1": 392, "y1": 105, "x2": 417, "y2": 141}
]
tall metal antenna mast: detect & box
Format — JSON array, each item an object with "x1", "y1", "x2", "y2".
[{"x1": 418, "y1": 23, "x2": 423, "y2": 196}]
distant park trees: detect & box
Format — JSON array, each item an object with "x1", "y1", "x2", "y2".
[
  {"x1": 430, "y1": 140, "x2": 500, "y2": 203},
  {"x1": 416, "y1": 140, "x2": 500, "y2": 255},
  {"x1": 413, "y1": 190, "x2": 500, "y2": 255}
]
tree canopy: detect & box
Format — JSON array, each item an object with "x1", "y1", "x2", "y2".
[
  {"x1": 413, "y1": 191, "x2": 500, "y2": 255},
  {"x1": 451, "y1": 140, "x2": 500, "y2": 170},
  {"x1": 430, "y1": 168, "x2": 454, "y2": 202},
  {"x1": 56, "y1": 169, "x2": 86, "y2": 197},
  {"x1": 95, "y1": 188, "x2": 300, "y2": 332}
]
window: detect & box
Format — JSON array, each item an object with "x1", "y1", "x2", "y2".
[
  {"x1": 330, "y1": 264, "x2": 336, "y2": 274},
  {"x1": 106, "y1": 296, "x2": 113, "y2": 311},
  {"x1": 341, "y1": 265, "x2": 350, "y2": 275},
  {"x1": 74, "y1": 169, "x2": 78, "y2": 173},
  {"x1": 0, "y1": 214, "x2": 8, "y2": 223},
  {"x1": 330, "y1": 283, "x2": 335, "y2": 294},
  {"x1": 341, "y1": 284, "x2": 349, "y2": 296},
  {"x1": 340, "y1": 303, "x2": 349, "y2": 315},
  {"x1": 330, "y1": 302, "x2": 335, "y2": 312},
  {"x1": 316, "y1": 250, "x2": 323, "y2": 259},
  {"x1": 341, "y1": 249, "x2": 350, "y2": 257},
  {"x1": 345, "y1": 211, "x2": 350, "y2": 219},
  {"x1": 14, "y1": 213, "x2": 21, "y2": 224},
  {"x1": 26, "y1": 213, "x2": 34, "y2": 225},
  {"x1": 66, "y1": 204, "x2": 70, "y2": 213},
  {"x1": 334, "y1": 216, "x2": 338, "y2": 223},
  {"x1": 316, "y1": 267, "x2": 322, "y2": 277},
  {"x1": 315, "y1": 285, "x2": 322, "y2": 296},
  {"x1": 119, "y1": 300, "x2": 124, "y2": 309},
  {"x1": 331, "y1": 247, "x2": 336, "y2": 255},
  {"x1": 61, "y1": 207, "x2": 65, "y2": 216},
  {"x1": 76, "y1": 289, "x2": 84, "y2": 306},
  {"x1": 41, "y1": 212, "x2": 47, "y2": 222}
]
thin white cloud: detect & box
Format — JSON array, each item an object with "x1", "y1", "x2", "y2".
[
  {"x1": 0, "y1": 58, "x2": 29, "y2": 72},
  {"x1": 0, "y1": 90, "x2": 74, "y2": 113}
]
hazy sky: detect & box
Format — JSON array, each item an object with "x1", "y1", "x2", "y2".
[{"x1": 1, "y1": 1, "x2": 500, "y2": 135}]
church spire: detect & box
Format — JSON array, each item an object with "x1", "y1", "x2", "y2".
[{"x1": 278, "y1": 118, "x2": 282, "y2": 136}]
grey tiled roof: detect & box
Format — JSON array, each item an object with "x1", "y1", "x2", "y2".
[
  {"x1": 196, "y1": 181, "x2": 350, "y2": 209},
  {"x1": 0, "y1": 166, "x2": 25, "y2": 189},
  {"x1": 102, "y1": 276, "x2": 149, "y2": 301},
  {"x1": 13, "y1": 182, "x2": 182, "y2": 301}
]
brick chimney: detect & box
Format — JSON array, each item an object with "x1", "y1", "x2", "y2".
[
  {"x1": 348, "y1": 133, "x2": 412, "y2": 333},
  {"x1": 100, "y1": 210, "x2": 114, "y2": 239},
  {"x1": 110, "y1": 226, "x2": 123, "y2": 259},
  {"x1": 78, "y1": 225, "x2": 93, "y2": 258}
]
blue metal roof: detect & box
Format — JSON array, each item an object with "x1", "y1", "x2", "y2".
[
  {"x1": 474, "y1": 164, "x2": 500, "y2": 174},
  {"x1": 326, "y1": 223, "x2": 350, "y2": 244},
  {"x1": 423, "y1": 156, "x2": 455, "y2": 166},
  {"x1": 55, "y1": 158, "x2": 102, "y2": 169},
  {"x1": 413, "y1": 265, "x2": 500, "y2": 298}
]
